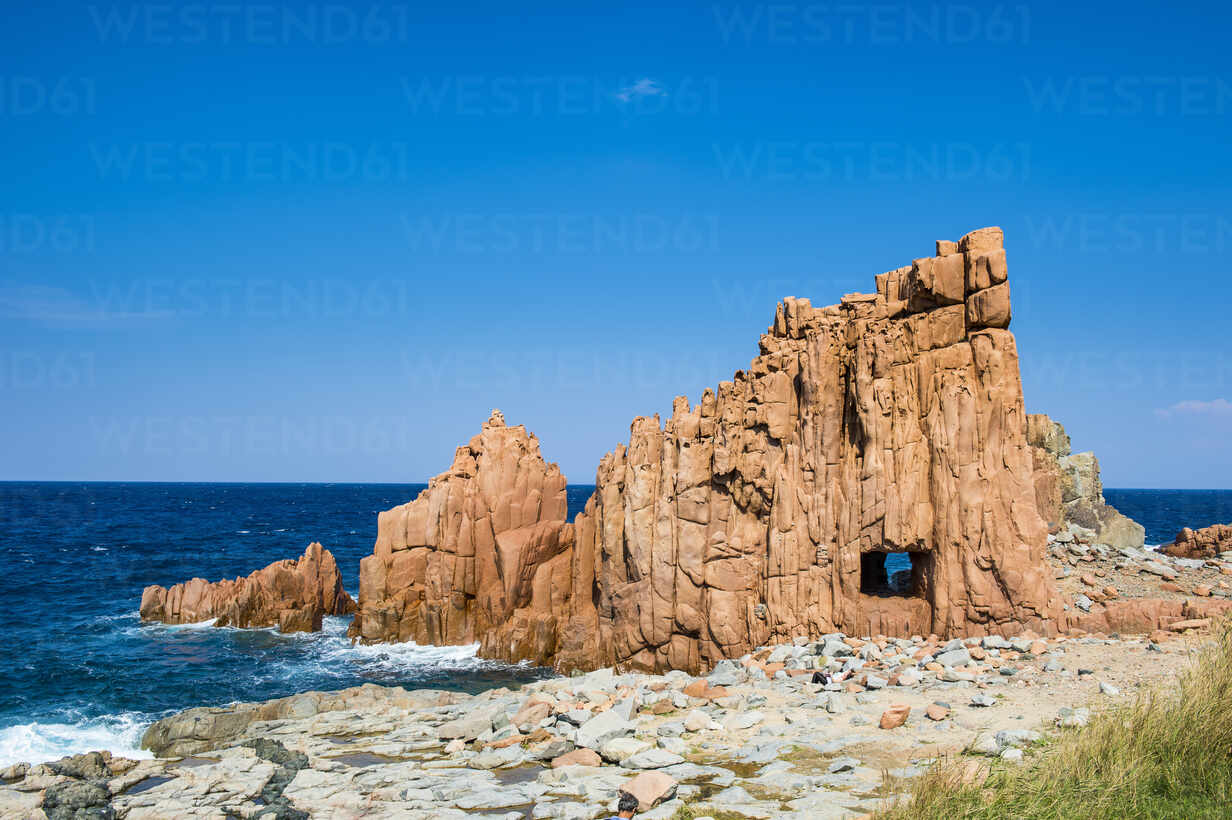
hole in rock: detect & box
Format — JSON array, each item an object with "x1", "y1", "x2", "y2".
[{"x1": 860, "y1": 550, "x2": 931, "y2": 598}]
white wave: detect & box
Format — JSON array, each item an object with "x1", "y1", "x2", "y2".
[
  {"x1": 236, "y1": 530, "x2": 250, "y2": 534},
  {"x1": 90, "y1": 546, "x2": 108, "y2": 552},
  {"x1": 143, "y1": 617, "x2": 221, "y2": 631},
  {"x1": 94, "y1": 611, "x2": 139, "y2": 624},
  {"x1": 0, "y1": 713, "x2": 154, "y2": 768},
  {"x1": 278, "y1": 617, "x2": 522, "y2": 680}
]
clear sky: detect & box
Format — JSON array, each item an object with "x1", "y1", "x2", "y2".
[{"x1": 1, "y1": 1, "x2": 1229, "y2": 488}]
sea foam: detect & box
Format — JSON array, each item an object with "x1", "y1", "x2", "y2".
[{"x1": 0, "y1": 713, "x2": 154, "y2": 769}]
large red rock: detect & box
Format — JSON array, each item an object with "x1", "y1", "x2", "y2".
[
  {"x1": 350, "y1": 228, "x2": 1064, "y2": 672},
  {"x1": 620, "y1": 771, "x2": 678, "y2": 810},
  {"x1": 1160, "y1": 524, "x2": 1232, "y2": 559},
  {"x1": 140, "y1": 542, "x2": 354, "y2": 633},
  {"x1": 346, "y1": 410, "x2": 572, "y2": 653}
]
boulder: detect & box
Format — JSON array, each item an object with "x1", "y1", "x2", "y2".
[
  {"x1": 551, "y1": 748, "x2": 601, "y2": 768},
  {"x1": 619, "y1": 771, "x2": 678, "y2": 811},
  {"x1": 880, "y1": 704, "x2": 911, "y2": 729},
  {"x1": 574, "y1": 711, "x2": 634, "y2": 750},
  {"x1": 623, "y1": 748, "x2": 685, "y2": 769},
  {"x1": 140, "y1": 542, "x2": 353, "y2": 633}
]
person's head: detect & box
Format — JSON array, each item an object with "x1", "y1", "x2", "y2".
[{"x1": 616, "y1": 791, "x2": 639, "y2": 817}]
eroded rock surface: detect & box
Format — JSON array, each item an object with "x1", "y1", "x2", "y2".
[
  {"x1": 347, "y1": 409, "x2": 572, "y2": 650},
  {"x1": 352, "y1": 228, "x2": 1064, "y2": 673},
  {"x1": 1027, "y1": 414, "x2": 1145, "y2": 550},
  {"x1": 140, "y1": 542, "x2": 354, "y2": 633}
]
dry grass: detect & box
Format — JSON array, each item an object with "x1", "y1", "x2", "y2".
[{"x1": 878, "y1": 622, "x2": 1232, "y2": 819}]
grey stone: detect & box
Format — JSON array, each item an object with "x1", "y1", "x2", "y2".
[
  {"x1": 623, "y1": 748, "x2": 684, "y2": 769},
  {"x1": 1141, "y1": 562, "x2": 1177, "y2": 580},
  {"x1": 574, "y1": 711, "x2": 634, "y2": 750},
  {"x1": 707, "y1": 660, "x2": 745, "y2": 687},
  {"x1": 827, "y1": 756, "x2": 859, "y2": 773},
  {"x1": 934, "y1": 648, "x2": 971, "y2": 667}
]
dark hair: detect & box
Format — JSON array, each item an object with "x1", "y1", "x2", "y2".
[{"x1": 618, "y1": 791, "x2": 639, "y2": 813}]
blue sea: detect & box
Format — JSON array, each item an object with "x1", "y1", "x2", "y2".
[
  {"x1": 0, "y1": 482, "x2": 594, "y2": 768},
  {"x1": 0, "y1": 482, "x2": 1227, "y2": 768}
]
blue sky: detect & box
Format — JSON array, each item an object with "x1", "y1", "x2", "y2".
[{"x1": 1, "y1": 0, "x2": 1229, "y2": 487}]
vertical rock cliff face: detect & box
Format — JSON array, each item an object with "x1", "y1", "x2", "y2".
[
  {"x1": 1027, "y1": 414, "x2": 1146, "y2": 549},
  {"x1": 350, "y1": 228, "x2": 1063, "y2": 673},
  {"x1": 347, "y1": 410, "x2": 573, "y2": 658}
]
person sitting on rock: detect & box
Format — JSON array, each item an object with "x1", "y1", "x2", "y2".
[{"x1": 607, "y1": 792, "x2": 639, "y2": 819}]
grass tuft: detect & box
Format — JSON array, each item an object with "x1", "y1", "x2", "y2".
[{"x1": 878, "y1": 621, "x2": 1232, "y2": 819}]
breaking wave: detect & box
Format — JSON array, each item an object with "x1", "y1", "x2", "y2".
[{"x1": 0, "y1": 713, "x2": 154, "y2": 769}]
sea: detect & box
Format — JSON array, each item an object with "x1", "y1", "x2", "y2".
[{"x1": 0, "y1": 482, "x2": 1229, "y2": 768}]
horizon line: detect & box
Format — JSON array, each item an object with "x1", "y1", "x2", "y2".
[{"x1": 0, "y1": 480, "x2": 1229, "y2": 492}]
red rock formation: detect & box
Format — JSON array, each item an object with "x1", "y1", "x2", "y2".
[
  {"x1": 140, "y1": 542, "x2": 354, "y2": 633},
  {"x1": 1160, "y1": 524, "x2": 1232, "y2": 559},
  {"x1": 1066, "y1": 597, "x2": 1232, "y2": 634},
  {"x1": 347, "y1": 410, "x2": 572, "y2": 652},
  {"x1": 351, "y1": 228, "x2": 1064, "y2": 673}
]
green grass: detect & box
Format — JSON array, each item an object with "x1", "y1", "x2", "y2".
[
  {"x1": 878, "y1": 622, "x2": 1232, "y2": 819},
  {"x1": 670, "y1": 808, "x2": 754, "y2": 820}
]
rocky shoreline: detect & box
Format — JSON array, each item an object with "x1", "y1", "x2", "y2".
[{"x1": 3, "y1": 597, "x2": 1220, "y2": 819}]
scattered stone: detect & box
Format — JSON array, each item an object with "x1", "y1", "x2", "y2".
[
  {"x1": 723, "y1": 712, "x2": 763, "y2": 731},
  {"x1": 624, "y1": 748, "x2": 685, "y2": 770},
  {"x1": 1141, "y1": 561, "x2": 1178, "y2": 580},
  {"x1": 620, "y1": 771, "x2": 678, "y2": 811},
  {"x1": 934, "y1": 648, "x2": 971, "y2": 668},
  {"x1": 575, "y1": 710, "x2": 634, "y2": 749},
  {"x1": 827, "y1": 757, "x2": 859, "y2": 773},
  {"x1": 880, "y1": 704, "x2": 910, "y2": 729},
  {"x1": 1057, "y1": 707, "x2": 1090, "y2": 728},
  {"x1": 552, "y1": 748, "x2": 601, "y2": 768}
]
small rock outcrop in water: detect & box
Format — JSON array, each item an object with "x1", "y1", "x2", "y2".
[
  {"x1": 140, "y1": 542, "x2": 354, "y2": 633},
  {"x1": 1160, "y1": 524, "x2": 1232, "y2": 559},
  {"x1": 1026, "y1": 414, "x2": 1145, "y2": 550},
  {"x1": 350, "y1": 228, "x2": 1064, "y2": 673}
]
